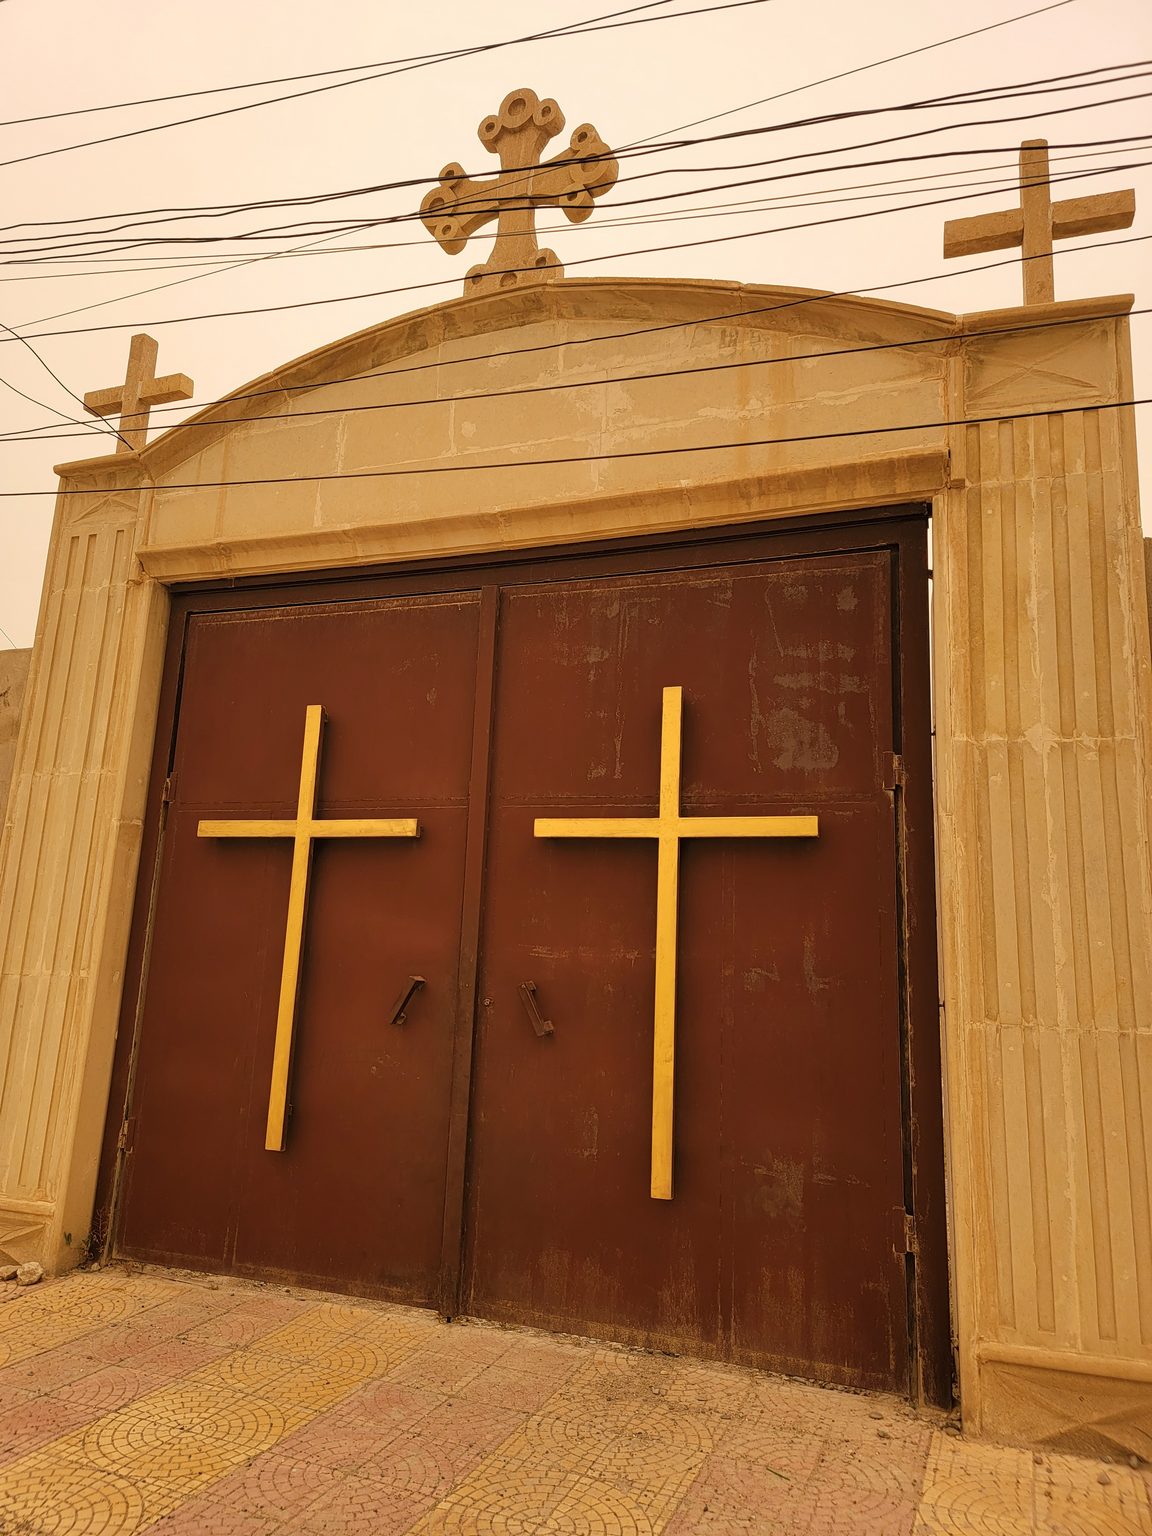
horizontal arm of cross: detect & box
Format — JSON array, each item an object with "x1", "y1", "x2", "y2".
[
  {"x1": 198, "y1": 817, "x2": 420, "y2": 838},
  {"x1": 83, "y1": 371, "x2": 194, "y2": 418},
  {"x1": 534, "y1": 814, "x2": 818, "y2": 839},
  {"x1": 1052, "y1": 189, "x2": 1135, "y2": 240},
  {"x1": 942, "y1": 207, "x2": 1023, "y2": 260}
]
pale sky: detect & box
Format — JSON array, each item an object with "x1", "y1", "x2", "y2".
[{"x1": 0, "y1": 0, "x2": 1148, "y2": 649}]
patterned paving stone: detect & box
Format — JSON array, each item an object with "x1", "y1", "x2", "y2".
[{"x1": 0, "y1": 1269, "x2": 1145, "y2": 1536}]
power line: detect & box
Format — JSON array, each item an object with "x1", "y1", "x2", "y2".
[
  {"x1": 0, "y1": 0, "x2": 775, "y2": 173},
  {"x1": 4, "y1": 56, "x2": 1144, "y2": 249},
  {"x1": 5, "y1": 72, "x2": 1147, "y2": 286},
  {"x1": 12, "y1": 122, "x2": 1145, "y2": 265},
  {"x1": 632, "y1": 0, "x2": 1082, "y2": 143},
  {"x1": 5, "y1": 233, "x2": 1147, "y2": 443},
  {"x1": 7, "y1": 309, "x2": 1143, "y2": 446},
  {"x1": 3, "y1": 154, "x2": 1143, "y2": 346},
  {"x1": 0, "y1": 369, "x2": 110, "y2": 439},
  {"x1": 7, "y1": 136, "x2": 1146, "y2": 277},
  {"x1": 6, "y1": 398, "x2": 1145, "y2": 498},
  {"x1": 0, "y1": 317, "x2": 128, "y2": 449},
  {"x1": 0, "y1": 1, "x2": 678, "y2": 125}
]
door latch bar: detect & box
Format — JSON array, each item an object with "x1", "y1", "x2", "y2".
[
  {"x1": 519, "y1": 981, "x2": 553, "y2": 1037},
  {"x1": 388, "y1": 975, "x2": 426, "y2": 1026}
]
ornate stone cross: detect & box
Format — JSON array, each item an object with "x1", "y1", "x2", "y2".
[
  {"x1": 83, "y1": 332, "x2": 193, "y2": 453},
  {"x1": 535, "y1": 687, "x2": 819, "y2": 1201},
  {"x1": 943, "y1": 139, "x2": 1136, "y2": 305},
  {"x1": 198, "y1": 705, "x2": 421, "y2": 1152},
  {"x1": 421, "y1": 87, "x2": 618, "y2": 296}
]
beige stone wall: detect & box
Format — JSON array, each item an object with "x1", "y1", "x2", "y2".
[
  {"x1": 0, "y1": 475, "x2": 166, "y2": 1269},
  {"x1": 936, "y1": 337, "x2": 1152, "y2": 1451},
  {"x1": 0, "y1": 277, "x2": 1147, "y2": 1452},
  {"x1": 0, "y1": 650, "x2": 31, "y2": 821}
]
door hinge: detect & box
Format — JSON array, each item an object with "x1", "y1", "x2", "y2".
[
  {"x1": 882, "y1": 753, "x2": 906, "y2": 792},
  {"x1": 117, "y1": 1116, "x2": 136, "y2": 1155},
  {"x1": 161, "y1": 773, "x2": 178, "y2": 805},
  {"x1": 893, "y1": 1206, "x2": 917, "y2": 1255}
]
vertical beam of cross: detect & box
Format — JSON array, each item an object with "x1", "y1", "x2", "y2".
[
  {"x1": 942, "y1": 139, "x2": 1136, "y2": 305},
  {"x1": 83, "y1": 333, "x2": 193, "y2": 453},
  {"x1": 535, "y1": 686, "x2": 819, "y2": 1200},
  {"x1": 198, "y1": 705, "x2": 420, "y2": 1151}
]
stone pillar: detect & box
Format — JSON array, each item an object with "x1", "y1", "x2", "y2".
[
  {"x1": 0, "y1": 650, "x2": 31, "y2": 819},
  {"x1": 937, "y1": 300, "x2": 1152, "y2": 1453},
  {"x1": 0, "y1": 458, "x2": 166, "y2": 1271}
]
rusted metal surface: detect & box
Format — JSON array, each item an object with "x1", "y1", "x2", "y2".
[
  {"x1": 464, "y1": 555, "x2": 912, "y2": 1393},
  {"x1": 116, "y1": 594, "x2": 481, "y2": 1302},
  {"x1": 101, "y1": 512, "x2": 948, "y2": 1403}
]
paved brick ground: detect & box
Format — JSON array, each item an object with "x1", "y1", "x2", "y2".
[{"x1": 0, "y1": 1268, "x2": 1147, "y2": 1534}]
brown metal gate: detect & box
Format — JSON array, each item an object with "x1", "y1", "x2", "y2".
[{"x1": 98, "y1": 512, "x2": 950, "y2": 1404}]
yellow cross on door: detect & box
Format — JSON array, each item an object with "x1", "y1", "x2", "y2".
[
  {"x1": 535, "y1": 686, "x2": 818, "y2": 1201},
  {"x1": 198, "y1": 705, "x2": 420, "y2": 1152}
]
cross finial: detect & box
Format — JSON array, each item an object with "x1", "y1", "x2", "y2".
[
  {"x1": 421, "y1": 87, "x2": 618, "y2": 297},
  {"x1": 943, "y1": 139, "x2": 1135, "y2": 306},
  {"x1": 83, "y1": 332, "x2": 194, "y2": 453}
]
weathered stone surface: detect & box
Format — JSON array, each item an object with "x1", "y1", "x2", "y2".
[
  {"x1": 0, "y1": 647, "x2": 31, "y2": 820},
  {"x1": 15, "y1": 1261, "x2": 44, "y2": 1287},
  {"x1": 0, "y1": 1263, "x2": 17, "y2": 1281}
]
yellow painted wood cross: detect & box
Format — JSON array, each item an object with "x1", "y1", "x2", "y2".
[
  {"x1": 535, "y1": 686, "x2": 818, "y2": 1201},
  {"x1": 198, "y1": 705, "x2": 419, "y2": 1152}
]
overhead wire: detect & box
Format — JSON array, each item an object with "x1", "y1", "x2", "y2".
[
  {"x1": 631, "y1": 0, "x2": 1082, "y2": 142},
  {"x1": 2, "y1": 6, "x2": 1144, "y2": 462},
  {"x1": 0, "y1": 318, "x2": 128, "y2": 448},
  {"x1": 0, "y1": 0, "x2": 776, "y2": 173},
  {"x1": 0, "y1": 1, "x2": 679, "y2": 125},
  {"x1": 6, "y1": 136, "x2": 1147, "y2": 279},
  {"x1": 3, "y1": 153, "x2": 1145, "y2": 345},
  {"x1": 3, "y1": 55, "x2": 1145, "y2": 252},
  {"x1": 10, "y1": 126, "x2": 1148, "y2": 270}
]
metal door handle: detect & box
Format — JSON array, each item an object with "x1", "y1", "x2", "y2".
[
  {"x1": 519, "y1": 981, "x2": 553, "y2": 1037},
  {"x1": 388, "y1": 976, "x2": 425, "y2": 1026}
]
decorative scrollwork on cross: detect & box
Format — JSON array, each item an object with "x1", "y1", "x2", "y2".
[{"x1": 421, "y1": 87, "x2": 618, "y2": 296}]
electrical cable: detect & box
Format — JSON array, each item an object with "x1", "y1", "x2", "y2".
[
  {"x1": 631, "y1": 0, "x2": 1081, "y2": 143},
  {"x1": 6, "y1": 74, "x2": 1147, "y2": 276},
  {"x1": 4, "y1": 154, "x2": 1144, "y2": 345},
  {"x1": 3, "y1": 55, "x2": 1144, "y2": 245},
  {"x1": 11, "y1": 139, "x2": 1144, "y2": 271},
  {"x1": 0, "y1": 1, "x2": 678, "y2": 125},
  {"x1": 5, "y1": 398, "x2": 1145, "y2": 497},
  {"x1": 0, "y1": 369, "x2": 111, "y2": 439},
  {"x1": 0, "y1": 0, "x2": 775, "y2": 173},
  {"x1": 7, "y1": 136, "x2": 1147, "y2": 277},
  {"x1": 0, "y1": 318, "x2": 127, "y2": 448}
]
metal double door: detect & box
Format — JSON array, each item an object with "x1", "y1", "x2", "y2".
[{"x1": 110, "y1": 522, "x2": 942, "y2": 1398}]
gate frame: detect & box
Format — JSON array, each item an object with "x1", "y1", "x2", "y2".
[
  {"x1": 91, "y1": 505, "x2": 952, "y2": 1409},
  {"x1": 1, "y1": 279, "x2": 1147, "y2": 1451}
]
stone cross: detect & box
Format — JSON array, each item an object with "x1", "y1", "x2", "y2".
[
  {"x1": 83, "y1": 333, "x2": 194, "y2": 453},
  {"x1": 943, "y1": 139, "x2": 1136, "y2": 305},
  {"x1": 421, "y1": 87, "x2": 618, "y2": 296}
]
